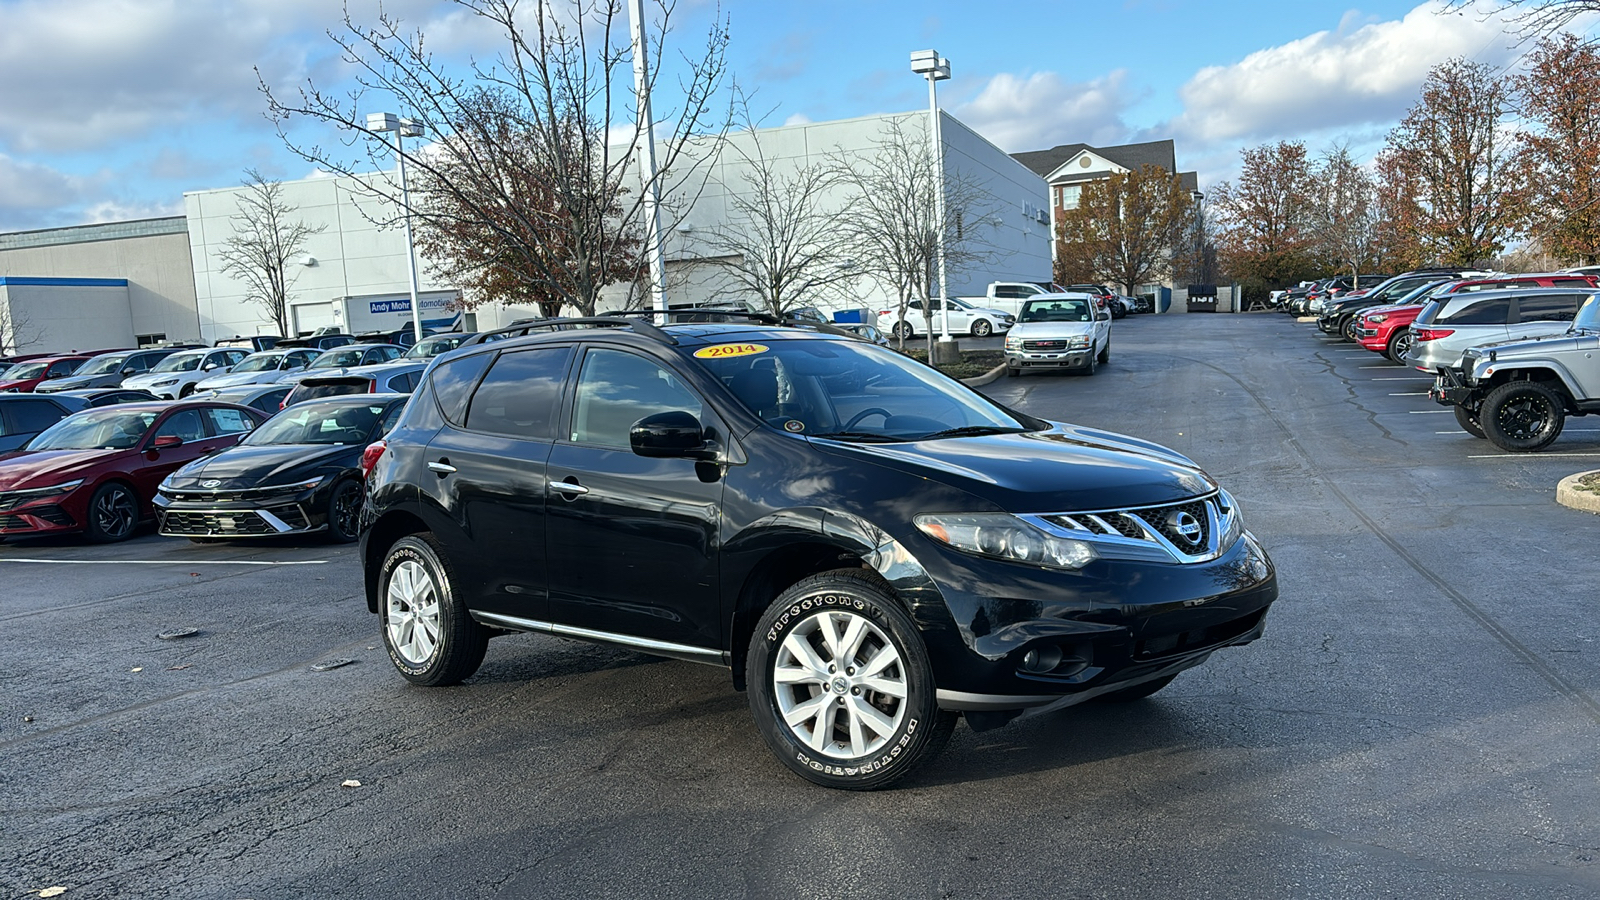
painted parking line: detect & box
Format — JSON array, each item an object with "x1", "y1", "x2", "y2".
[
  {"x1": 1408, "y1": 410, "x2": 1453, "y2": 414},
  {"x1": 1389, "y1": 392, "x2": 1428, "y2": 396},
  {"x1": 1436, "y1": 431, "x2": 1468, "y2": 435},
  {"x1": 1358, "y1": 365, "x2": 1399, "y2": 369},
  {"x1": 1440, "y1": 428, "x2": 1600, "y2": 435},
  {"x1": 1374, "y1": 377, "x2": 1431, "y2": 380},
  {"x1": 0, "y1": 558, "x2": 329, "y2": 566}
]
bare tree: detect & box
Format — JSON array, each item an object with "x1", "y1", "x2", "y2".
[
  {"x1": 828, "y1": 116, "x2": 998, "y2": 353},
  {"x1": 0, "y1": 303, "x2": 44, "y2": 355},
  {"x1": 1309, "y1": 144, "x2": 1380, "y2": 286},
  {"x1": 692, "y1": 136, "x2": 860, "y2": 316},
  {"x1": 260, "y1": 0, "x2": 733, "y2": 318},
  {"x1": 1442, "y1": 0, "x2": 1600, "y2": 43},
  {"x1": 215, "y1": 170, "x2": 325, "y2": 336}
]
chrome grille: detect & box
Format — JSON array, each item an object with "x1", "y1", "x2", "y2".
[
  {"x1": 1022, "y1": 340, "x2": 1068, "y2": 351},
  {"x1": 1029, "y1": 491, "x2": 1240, "y2": 564}
]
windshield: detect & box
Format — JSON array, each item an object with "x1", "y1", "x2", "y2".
[
  {"x1": 151, "y1": 353, "x2": 203, "y2": 373},
  {"x1": 310, "y1": 348, "x2": 367, "y2": 369},
  {"x1": 6, "y1": 361, "x2": 48, "y2": 380},
  {"x1": 1390, "y1": 281, "x2": 1449, "y2": 306},
  {"x1": 405, "y1": 335, "x2": 469, "y2": 358},
  {"x1": 231, "y1": 353, "x2": 285, "y2": 373},
  {"x1": 242, "y1": 401, "x2": 389, "y2": 445},
  {"x1": 695, "y1": 338, "x2": 1032, "y2": 442},
  {"x1": 1572, "y1": 294, "x2": 1600, "y2": 332},
  {"x1": 78, "y1": 354, "x2": 130, "y2": 376},
  {"x1": 1018, "y1": 298, "x2": 1092, "y2": 323},
  {"x1": 29, "y1": 408, "x2": 159, "y2": 450}
]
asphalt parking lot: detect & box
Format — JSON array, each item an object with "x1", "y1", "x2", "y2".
[{"x1": 5, "y1": 311, "x2": 1600, "y2": 899}]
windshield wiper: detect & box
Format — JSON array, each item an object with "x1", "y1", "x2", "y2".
[
  {"x1": 917, "y1": 425, "x2": 1029, "y2": 440},
  {"x1": 809, "y1": 431, "x2": 904, "y2": 443}
]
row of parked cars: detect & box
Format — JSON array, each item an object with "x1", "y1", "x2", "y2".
[
  {"x1": 0, "y1": 332, "x2": 484, "y2": 544},
  {"x1": 1286, "y1": 268, "x2": 1600, "y2": 451}
]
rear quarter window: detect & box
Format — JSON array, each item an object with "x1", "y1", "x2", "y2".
[
  {"x1": 1515, "y1": 294, "x2": 1582, "y2": 323},
  {"x1": 1437, "y1": 297, "x2": 1512, "y2": 325},
  {"x1": 427, "y1": 352, "x2": 492, "y2": 426}
]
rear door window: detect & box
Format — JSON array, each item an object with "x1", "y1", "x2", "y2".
[
  {"x1": 465, "y1": 347, "x2": 572, "y2": 440},
  {"x1": 1437, "y1": 297, "x2": 1512, "y2": 325},
  {"x1": 427, "y1": 352, "x2": 493, "y2": 426},
  {"x1": 1515, "y1": 294, "x2": 1582, "y2": 323}
]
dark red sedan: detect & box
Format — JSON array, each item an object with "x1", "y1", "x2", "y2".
[{"x1": 0, "y1": 401, "x2": 269, "y2": 542}]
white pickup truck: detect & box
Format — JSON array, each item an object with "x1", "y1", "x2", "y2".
[{"x1": 956, "y1": 281, "x2": 1064, "y2": 317}]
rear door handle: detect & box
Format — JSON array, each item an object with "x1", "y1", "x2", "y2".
[
  {"x1": 548, "y1": 480, "x2": 588, "y2": 496},
  {"x1": 427, "y1": 460, "x2": 457, "y2": 475}
]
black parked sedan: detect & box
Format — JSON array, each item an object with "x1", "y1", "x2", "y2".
[{"x1": 154, "y1": 395, "x2": 408, "y2": 542}]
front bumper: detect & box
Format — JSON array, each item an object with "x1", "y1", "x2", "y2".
[
  {"x1": 917, "y1": 531, "x2": 1279, "y2": 714},
  {"x1": 0, "y1": 487, "x2": 85, "y2": 536},
  {"x1": 1005, "y1": 347, "x2": 1091, "y2": 369},
  {"x1": 154, "y1": 486, "x2": 328, "y2": 538},
  {"x1": 1428, "y1": 366, "x2": 1477, "y2": 407}
]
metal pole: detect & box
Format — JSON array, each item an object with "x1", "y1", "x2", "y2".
[
  {"x1": 928, "y1": 75, "x2": 950, "y2": 339},
  {"x1": 395, "y1": 130, "x2": 424, "y2": 343},
  {"x1": 629, "y1": 0, "x2": 667, "y2": 312}
]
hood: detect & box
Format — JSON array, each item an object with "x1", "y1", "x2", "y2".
[
  {"x1": 1361, "y1": 302, "x2": 1422, "y2": 318},
  {"x1": 1007, "y1": 321, "x2": 1095, "y2": 339},
  {"x1": 969, "y1": 305, "x2": 1012, "y2": 318},
  {"x1": 812, "y1": 424, "x2": 1214, "y2": 513},
  {"x1": 0, "y1": 378, "x2": 39, "y2": 391},
  {"x1": 165, "y1": 442, "x2": 360, "y2": 488},
  {"x1": 0, "y1": 448, "x2": 126, "y2": 489},
  {"x1": 36, "y1": 374, "x2": 108, "y2": 392},
  {"x1": 1467, "y1": 331, "x2": 1596, "y2": 356}
]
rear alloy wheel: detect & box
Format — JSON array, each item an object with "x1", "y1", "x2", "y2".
[
  {"x1": 1481, "y1": 380, "x2": 1565, "y2": 452},
  {"x1": 1386, "y1": 327, "x2": 1413, "y2": 363},
  {"x1": 326, "y1": 479, "x2": 363, "y2": 543},
  {"x1": 891, "y1": 322, "x2": 914, "y2": 340},
  {"x1": 1453, "y1": 404, "x2": 1487, "y2": 439},
  {"x1": 971, "y1": 319, "x2": 993, "y2": 338},
  {"x1": 380, "y1": 534, "x2": 489, "y2": 686},
  {"x1": 85, "y1": 482, "x2": 139, "y2": 543},
  {"x1": 747, "y1": 569, "x2": 956, "y2": 790}
]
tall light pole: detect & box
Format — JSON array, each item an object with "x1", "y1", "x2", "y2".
[
  {"x1": 911, "y1": 49, "x2": 954, "y2": 357},
  {"x1": 367, "y1": 112, "x2": 426, "y2": 343},
  {"x1": 629, "y1": 0, "x2": 668, "y2": 312}
]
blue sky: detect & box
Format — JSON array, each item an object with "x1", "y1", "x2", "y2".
[{"x1": 0, "y1": 0, "x2": 1559, "y2": 232}]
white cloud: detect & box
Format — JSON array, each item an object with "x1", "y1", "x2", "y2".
[
  {"x1": 1167, "y1": 1, "x2": 1519, "y2": 149},
  {"x1": 0, "y1": 155, "x2": 81, "y2": 229},
  {"x1": 81, "y1": 197, "x2": 184, "y2": 223},
  {"x1": 782, "y1": 113, "x2": 813, "y2": 127},
  {"x1": 954, "y1": 70, "x2": 1136, "y2": 152}
]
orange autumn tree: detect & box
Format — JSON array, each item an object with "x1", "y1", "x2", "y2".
[{"x1": 1517, "y1": 33, "x2": 1600, "y2": 265}]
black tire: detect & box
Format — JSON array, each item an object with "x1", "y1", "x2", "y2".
[
  {"x1": 1081, "y1": 347, "x2": 1097, "y2": 376},
  {"x1": 1006, "y1": 366, "x2": 1020, "y2": 377},
  {"x1": 1340, "y1": 315, "x2": 1359, "y2": 343},
  {"x1": 1098, "y1": 673, "x2": 1178, "y2": 702},
  {"x1": 84, "y1": 482, "x2": 139, "y2": 543},
  {"x1": 379, "y1": 534, "x2": 489, "y2": 686},
  {"x1": 971, "y1": 319, "x2": 993, "y2": 338},
  {"x1": 325, "y1": 479, "x2": 363, "y2": 543},
  {"x1": 1385, "y1": 327, "x2": 1412, "y2": 363},
  {"x1": 891, "y1": 322, "x2": 914, "y2": 340},
  {"x1": 179, "y1": 383, "x2": 196, "y2": 398},
  {"x1": 1453, "y1": 404, "x2": 1487, "y2": 439},
  {"x1": 1481, "y1": 380, "x2": 1566, "y2": 452},
  {"x1": 746, "y1": 568, "x2": 957, "y2": 790},
  {"x1": 1097, "y1": 338, "x2": 1110, "y2": 365}
]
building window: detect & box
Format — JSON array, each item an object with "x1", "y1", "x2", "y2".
[
  {"x1": 1061, "y1": 185, "x2": 1082, "y2": 210},
  {"x1": 136, "y1": 333, "x2": 166, "y2": 347}
]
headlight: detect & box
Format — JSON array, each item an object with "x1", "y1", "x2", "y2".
[
  {"x1": 152, "y1": 378, "x2": 179, "y2": 387},
  {"x1": 1367, "y1": 313, "x2": 1387, "y2": 324},
  {"x1": 915, "y1": 513, "x2": 1097, "y2": 570},
  {"x1": 13, "y1": 479, "x2": 84, "y2": 498},
  {"x1": 1067, "y1": 336, "x2": 1092, "y2": 349},
  {"x1": 266, "y1": 476, "x2": 328, "y2": 493},
  {"x1": 1004, "y1": 336, "x2": 1022, "y2": 349}
]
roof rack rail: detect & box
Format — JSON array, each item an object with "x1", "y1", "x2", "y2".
[
  {"x1": 605, "y1": 308, "x2": 860, "y2": 339},
  {"x1": 462, "y1": 316, "x2": 677, "y2": 347}
]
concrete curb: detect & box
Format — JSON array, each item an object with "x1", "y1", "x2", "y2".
[
  {"x1": 962, "y1": 361, "x2": 1009, "y2": 387},
  {"x1": 1556, "y1": 470, "x2": 1600, "y2": 514}
]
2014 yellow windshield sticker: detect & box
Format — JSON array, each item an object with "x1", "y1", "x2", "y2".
[{"x1": 693, "y1": 343, "x2": 769, "y2": 359}]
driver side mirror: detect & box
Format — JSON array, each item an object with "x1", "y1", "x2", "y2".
[
  {"x1": 152, "y1": 435, "x2": 183, "y2": 449},
  {"x1": 630, "y1": 411, "x2": 715, "y2": 460},
  {"x1": 121, "y1": 367, "x2": 136, "y2": 376}
]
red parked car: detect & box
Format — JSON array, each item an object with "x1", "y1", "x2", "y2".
[
  {"x1": 0, "y1": 355, "x2": 92, "y2": 393},
  {"x1": 1356, "y1": 273, "x2": 1600, "y2": 362},
  {"x1": 0, "y1": 400, "x2": 269, "y2": 542}
]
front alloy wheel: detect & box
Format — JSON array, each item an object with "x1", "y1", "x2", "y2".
[
  {"x1": 1386, "y1": 327, "x2": 1413, "y2": 363},
  {"x1": 1340, "y1": 316, "x2": 1360, "y2": 343},
  {"x1": 971, "y1": 319, "x2": 993, "y2": 338},
  {"x1": 1481, "y1": 380, "x2": 1566, "y2": 452},
  {"x1": 380, "y1": 534, "x2": 489, "y2": 685},
  {"x1": 748, "y1": 569, "x2": 956, "y2": 790},
  {"x1": 85, "y1": 482, "x2": 138, "y2": 543}
]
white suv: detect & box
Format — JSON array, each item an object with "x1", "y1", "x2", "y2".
[{"x1": 121, "y1": 348, "x2": 248, "y2": 399}]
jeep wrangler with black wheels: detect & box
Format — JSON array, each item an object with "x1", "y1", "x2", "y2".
[{"x1": 358, "y1": 311, "x2": 1279, "y2": 789}]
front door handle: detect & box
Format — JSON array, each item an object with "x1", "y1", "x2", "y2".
[
  {"x1": 427, "y1": 460, "x2": 457, "y2": 475},
  {"x1": 548, "y1": 479, "x2": 589, "y2": 496}
]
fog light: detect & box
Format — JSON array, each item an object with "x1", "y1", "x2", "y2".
[{"x1": 1020, "y1": 645, "x2": 1064, "y2": 674}]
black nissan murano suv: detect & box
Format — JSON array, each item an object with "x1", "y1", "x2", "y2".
[{"x1": 358, "y1": 314, "x2": 1278, "y2": 789}]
